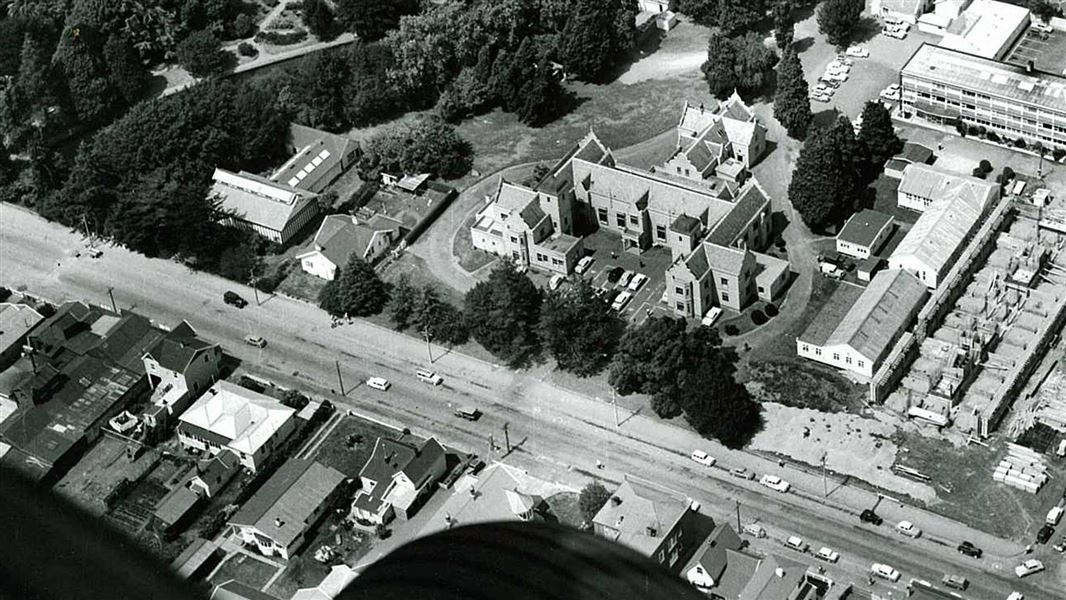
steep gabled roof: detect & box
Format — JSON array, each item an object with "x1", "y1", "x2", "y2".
[
  {"x1": 592, "y1": 475, "x2": 691, "y2": 557},
  {"x1": 229, "y1": 459, "x2": 346, "y2": 548},
  {"x1": 825, "y1": 269, "x2": 928, "y2": 363}
]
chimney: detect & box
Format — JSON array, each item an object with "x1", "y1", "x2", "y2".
[
  {"x1": 646, "y1": 526, "x2": 657, "y2": 537},
  {"x1": 1027, "y1": 60, "x2": 1035, "y2": 74},
  {"x1": 775, "y1": 568, "x2": 785, "y2": 578},
  {"x1": 274, "y1": 517, "x2": 285, "y2": 528},
  {"x1": 611, "y1": 496, "x2": 622, "y2": 506}
]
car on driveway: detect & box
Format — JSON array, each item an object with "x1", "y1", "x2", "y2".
[
  {"x1": 880, "y1": 84, "x2": 901, "y2": 102},
  {"x1": 619, "y1": 270, "x2": 635, "y2": 288},
  {"x1": 815, "y1": 547, "x2": 839, "y2": 563},
  {"x1": 1014, "y1": 559, "x2": 1044, "y2": 578},
  {"x1": 884, "y1": 28, "x2": 907, "y2": 39},
  {"x1": 957, "y1": 541, "x2": 982, "y2": 558},
  {"x1": 730, "y1": 467, "x2": 755, "y2": 480},
  {"x1": 366, "y1": 377, "x2": 391, "y2": 391},
  {"x1": 759, "y1": 474, "x2": 790, "y2": 493},
  {"x1": 611, "y1": 291, "x2": 633, "y2": 311},
  {"x1": 690, "y1": 450, "x2": 716, "y2": 467},
  {"x1": 627, "y1": 273, "x2": 648, "y2": 292},
  {"x1": 871, "y1": 563, "x2": 900, "y2": 582},
  {"x1": 845, "y1": 45, "x2": 869, "y2": 58},
  {"x1": 896, "y1": 520, "x2": 922, "y2": 538},
  {"x1": 701, "y1": 307, "x2": 723, "y2": 327},
  {"x1": 244, "y1": 335, "x2": 266, "y2": 348},
  {"x1": 549, "y1": 274, "x2": 565, "y2": 291},
  {"x1": 576, "y1": 256, "x2": 595, "y2": 274},
  {"x1": 784, "y1": 536, "x2": 808, "y2": 553}
]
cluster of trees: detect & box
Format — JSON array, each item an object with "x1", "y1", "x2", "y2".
[
  {"x1": 1027, "y1": 0, "x2": 1060, "y2": 24},
  {"x1": 702, "y1": 30, "x2": 777, "y2": 98},
  {"x1": 788, "y1": 102, "x2": 901, "y2": 231},
  {"x1": 772, "y1": 48, "x2": 811, "y2": 139},
  {"x1": 357, "y1": 116, "x2": 473, "y2": 180},
  {"x1": 578, "y1": 481, "x2": 612, "y2": 525},
  {"x1": 679, "y1": 0, "x2": 766, "y2": 35},
  {"x1": 609, "y1": 317, "x2": 761, "y2": 448},
  {"x1": 816, "y1": 0, "x2": 864, "y2": 48}
]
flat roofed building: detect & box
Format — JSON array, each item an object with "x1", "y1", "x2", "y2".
[
  {"x1": 901, "y1": 43, "x2": 1066, "y2": 151},
  {"x1": 797, "y1": 269, "x2": 928, "y2": 378},
  {"x1": 836, "y1": 209, "x2": 895, "y2": 259},
  {"x1": 176, "y1": 380, "x2": 296, "y2": 473},
  {"x1": 228, "y1": 459, "x2": 346, "y2": 560},
  {"x1": 937, "y1": 0, "x2": 1030, "y2": 60}
]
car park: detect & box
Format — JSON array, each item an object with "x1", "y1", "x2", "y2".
[
  {"x1": 811, "y1": 93, "x2": 832, "y2": 103},
  {"x1": 606, "y1": 266, "x2": 625, "y2": 283},
  {"x1": 957, "y1": 541, "x2": 982, "y2": 558},
  {"x1": 815, "y1": 547, "x2": 839, "y2": 563},
  {"x1": 701, "y1": 307, "x2": 723, "y2": 327},
  {"x1": 942, "y1": 574, "x2": 968, "y2": 591},
  {"x1": 416, "y1": 369, "x2": 443, "y2": 386},
  {"x1": 366, "y1": 377, "x2": 391, "y2": 391},
  {"x1": 845, "y1": 46, "x2": 869, "y2": 58},
  {"x1": 730, "y1": 467, "x2": 756, "y2": 480},
  {"x1": 1014, "y1": 559, "x2": 1044, "y2": 578},
  {"x1": 244, "y1": 335, "x2": 266, "y2": 348},
  {"x1": 627, "y1": 272, "x2": 648, "y2": 292},
  {"x1": 896, "y1": 521, "x2": 922, "y2": 538},
  {"x1": 860, "y1": 509, "x2": 883, "y2": 525},
  {"x1": 549, "y1": 274, "x2": 565, "y2": 291},
  {"x1": 1036, "y1": 524, "x2": 1053, "y2": 544},
  {"x1": 784, "y1": 536, "x2": 808, "y2": 553},
  {"x1": 454, "y1": 406, "x2": 481, "y2": 421},
  {"x1": 224, "y1": 291, "x2": 248, "y2": 308},
  {"x1": 690, "y1": 450, "x2": 716, "y2": 467},
  {"x1": 575, "y1": 256, "x2": 595, "y2": 274},
  {"x1": 871, "y1": 563, "x2": 900, "y2": 582},
  {"x1": 759, "y1": 474, "x2": 790, "y2": 493},
  {"x1": 611, "y1": 291, "x2": 633, "y2": 311}
]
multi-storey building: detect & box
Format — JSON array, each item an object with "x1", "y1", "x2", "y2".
[{"x1": 900, "y1": 43, "x2": 1066, "y2": 151}]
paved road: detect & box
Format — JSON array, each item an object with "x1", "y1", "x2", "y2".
[{"x1": 1, "y1": 203, "x2": 1060, "y2": 598}]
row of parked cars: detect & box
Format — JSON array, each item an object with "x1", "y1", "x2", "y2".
[{"x1": 689, "y1": 450, "x2": 791, "y2": 492}]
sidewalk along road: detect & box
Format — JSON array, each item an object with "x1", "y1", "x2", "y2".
[{"x1": 2, "y1": 203, "x2": 1059, "y2": 596}]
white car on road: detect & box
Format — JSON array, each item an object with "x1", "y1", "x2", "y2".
[
  {"x1": 871, "y1": 563, "x2": 901, "y2": 582},
  {"x1": 785, "y1": 536, "x2": 808, "y2": 552},
  {"x1": 759, "y1": 474, "x2": 791, "y2": 493},
  {"x1": 896, "y1": 520, "x2": 922, "y2": 538},
  {"x1": 1014, "y1": 559, "x2": 1044, "y2": 578},
  {"x1": 690, "y1": 450, "x2": 716, "y2": 467},
  {"x1": 845, "y1": 46, "x2": 869, "y2": 58},
  {"x1": 366, "y1": 377, "x2": 391, "y2": 391},
  {"x1": 815, "y1": 547, "x2": 839, "y2": 563}
]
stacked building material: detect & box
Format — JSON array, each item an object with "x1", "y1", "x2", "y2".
[{"x1": 992, "y1": 444, "x2": 1049, "y2": 494}]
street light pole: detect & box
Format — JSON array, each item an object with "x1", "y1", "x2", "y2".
[
  {"x1": 106, "y1": 287, "x2": 117, "y2": 313},
  {"x1": 612, "y1": 388, "x2": 619, "y2": 427},
  {"x1": 821, "y1": 452, "x2": 829, "y2": 498},
  {"x1": 503, "y1": 422, "x2": 511, "y2": 453},
  {"x1": 335, "y1": 359, "x2": 345, "y2": 396},
  {"x1": 422, "y1": 327, "x2": 434, "y2": 364}
]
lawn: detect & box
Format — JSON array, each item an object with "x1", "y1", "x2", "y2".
[
  {"x1": 544, "y1": 492, "x2": 584, "y2": 529},
  {"x1": 209, "y1": 553, "x2": 280, "y2": 590},
  {"x1": 865, "y1": 175, "x2": 919, "y2": 225},
  {"x1": 893, "y1": 432, "x2": 1065, "y2": 540},
  {"x1": 309, "y1": 415, "x2": 407, "y2": 478},
  {"x1": 267, "y1": 514, "x2": 375, "y2": 599},
  {"x1": 276, "y1": 266, "x2": 326, "y2": 304}
]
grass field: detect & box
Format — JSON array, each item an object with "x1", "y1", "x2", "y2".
[
  {"x1": 544, "y1": 492, "x2": 584, "y2": 528},
  {"x1": 210, "y1": 553, "x2": 279, "y2": 590},
  {"x1": 309, "y1": 415, "x2": 407, "y2": 478}
]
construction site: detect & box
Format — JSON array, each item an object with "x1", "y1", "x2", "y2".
[{"x1": 885, "y1": 185, "x2": 1066, "y2": 441}]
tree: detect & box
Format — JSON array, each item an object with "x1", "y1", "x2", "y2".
[
  {"x1": 358, "y1": 116, "x2": 473, "y2": 179},
  {"x1": 318, "y1": 255, "x2": 389, "y2": 317},
  {"x1": 680, "y1": 0, "x2": 766, "y2": 34},
  {"x1": 539, "y1": 278, "x2": 625, "y2": 376},
  {"x1": 337, "y1": 0, "x2": 420, "y2": 41},
  {"x1": 773, "y1": 47, "x2": 811, "y2": 139},
  {"x1": 383, "y1": 3, "x2": 469, "y2": 100},
  {"x1": 772, "y1": 0, "x2": 793, "y2": 49},
  {"x1": 292, "y1": 48, "x2": 350, "y2": 131},
  {"x1": 464, "y1": 263, "x2": 542, "y2": 367},
  {"x1": 816, "y1": 0, "x2": 863, "y2": 48},
  {"x1": 1028, "y1": 0, "x2": 1057, "y2": 23},
  {"x1": 558, "y1": 0, "x2": 637, "y2": 82},
  {"x1": 103, "y1": 33, "x2": 147, "y2": 105},
  {"x1": 578, "y1": 481, "x2": 612, "y2": 525},
  {"x1": 702, "y1": 31, "x2": 775, "y2": 99},
  {"x1": 175, "y1": 29, "x2": 228, "y2": 78},
  {"x1": 344, "y1": 42, "x2": 403, "y2": 126},
  {"x1": 609, "y1": 317, "x2": 690, "y2": 417},
  {"x1": 303, "y1": 0, "x2": 338, "y2": 41},
  {"x1": 54, "y1": 24, "x2": 116, "y2": 124},
  {"x1": 676, "y1": 334, "x2": 762, "y2": 448},
  {"x1": 855, "y1": 100, "x2": 902, "y2": 182},
  {"x1": 703, "y1": 30, "x2": 738, "y2": 99},
  {"x1": 788, "y1": 116, "x2": 861, "y2": 231},
  {"x1": 386, "y1": 274, "x2": 419, "y2": 330}
]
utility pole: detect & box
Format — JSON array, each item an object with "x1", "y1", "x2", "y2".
[
  {"x1": 422, "y1": 327, "x2": 433, "y2": 364},
  {"x1": 106, "y1": 287, "x2": 117, "y2": 313},
  {"x1": 249, "y1": 267, "x2": 260, "y2": 306},
  {"x1": 503, "y1": 422, "x2": 511, "y2": 453},
  {"x1": 612, "y1": 388, "x2": 620, "y2": 427},
  {"x1": 489, "y1": 434, "x2": 496, "y2": 454},
  {"x1": 334, "y1": 359, "x2": 345, "y2": 396},
  {"x1": 735, "y1": 499, "x2": 741, "y2": 531},
  {"x1": 821, "y1": 452, "x2": 829, "y2": 498}
]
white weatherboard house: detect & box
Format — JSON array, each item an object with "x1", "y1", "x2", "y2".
[
  {"x1": 836, "y1": 209, "x2": 895, "y2": 260},
  {"x1": 897, "y1": 163, "x2": 999, "y2": 214},
  {"x1": 297, "y1": 214, "x2": 403, "y2": 280},
  {"x1": 176, "y1": 380, "x2": 296, "y2": 473},
  {"x1": 797, "y1": 269, "x2": 928, "y2": 378}
]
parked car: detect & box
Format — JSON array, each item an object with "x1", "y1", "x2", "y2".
[
  {"x1": 1046, "y1": 505, "x2": 1063, "y2": 526},
  {"x1": 416, "y1": 369, "x2": 443, "y2": 386},
  {"x1": 884, "y1": 28, "x2": 907, "y2": 39},
  {"x1": 957, "y1": 541, "x2": 982, "y2": 558},
  {"x1": 575, "y1": 256, "x2": 595, "y2": 274},
  {"x1": 1014, "y1": 559, "x2": 1044, "y2": 578},
  {"x1": 730, "y1": 467, "x2": 756, "y2": 480},
  {"x1": 690, "y1": 450, "x2": 716, "y2": 467},
  {"x1": 942, "y1": 574, "x2": 968, "y2": 591},
  {"x1": 811, "y1": 93, "x2": 832, "y2": 103},
  {"x1": 1006, "y1": 593, "x2": 1024, "y2": 600},
  {"x1": 860, "y1": 509, "x2": 884, "y2": 525},
  {"x1": 1054, "y1": 536, "x2": 1066, "y2": 553},
  {"x1": 759, "y1": 474, "x2": 790, "y2": 493},
  {"x1": 244, "y1": 335, "x2": 266, "y2": 348},
  {"x1": 784, "y1": 536, "x2": 808, "y2": 553},
  {"x1": 845, "y1": 45, "x2": 870, "y2": 58},
  {"x1": 1036, "y1": 524, "x2": 1054, "y2": 544},
  {"x1": 606, "y1": 266, "x2": 625, "y2": 283},
  {"x1": 618, "y1": 270, "x2": 635, "y2": 288},
  {"x1": 743, "y1": 523, "x2": 767, "y2": 538},
  {"x1": 896, "y1": 520, "x2": 922, "y2": 538},
  {"x1": 871, "y1": 563, "x2": 901, "y2": 582},
  {"x1": 87, "y1": 248, "x2": 103, "y2": 258},
  {"x1": 611, "y1": 291, "x2": 633, "y2": 311},
  {"x1": 454, "y1": 406, "x2": 481, "y2": 421},
  {"x1": 224, "y1": 291, "x2": 248, "y2": 308},
  {"x1": 701, "y1": 307, "x2": 723, "y2": 327},
  {"x1": 627, "y1": 273, "x2": 648, "y2": 292},
  {"x1": 824, "y1": 71, "x2": 848, "y2": 82},
  {"x1": 880, "y1": 85, "x2": 901, "y2": 102},
  {"x1": 366, "y1": 377, "x2": 391, "y2": 391},
  {"x1": 815, "y1": 547, "x2": 840, "y2": 563},
  {"x1": 834, "y1": 56, "x2": 855, "y2": 66},
  {"x1": 818, "y1": 77, "x2": 840, "y2": 88},
  {"x1": 549, "y1": 274, "x2": 565, "y2": 291}
]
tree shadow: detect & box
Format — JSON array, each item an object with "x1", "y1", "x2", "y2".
[
  {"x1": 850, "y1": 17, "x2": 885, "y2": 45},
  {"x1": 602, "y1": 28, "x2": 667, "y2": 85},
  {"x1": 144, "y1": 74, "x2": 171, "y2": 98},
  {"x1": 771, "y1": 209, "x2": 791, "y2": 240},
  {"x1": 811, "y1": 107, "x2": 843, "y2": 130},
  {"x1": 791, "y1": 36, "x2": 815, "y2": 54}
]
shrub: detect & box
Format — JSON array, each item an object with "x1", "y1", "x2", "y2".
[
  {"x1": 979, "y1": 159, "x2": 993, "y2": 173},
  {"x1": 0, "y1": 287, "x2": 10, "y2": 302},
  {"x1": 954, "y1": 118, "x2": 967, "y2": 136},
  {"x1": 972, "y1": 167, "x2": 986, "y2": 179},
  {"x1": 724, "y1": 324, "x2": 739, "y2": 336},
  {"x1": 764, "y1": 303, "x2": 779, "y2": 317},
  {"x1": 1054, "y1": 148, "x2": 1066, "y2": 161},
  {"x1": 237, "y1": 42, "x2": 258, "y2": 57},
  {"x1": 233, "y1": 13, "x2": 256, "y2": 38},
  {"x1": 751, "y1": 310, "x2": 767, "y2": 325},
  {"x1": 1001, "y1": 166, "x2": 1015, "y2": 181},
  {"x1": 967, "y1": 125, "x2": 981, "y2": 136},
  {"x1": 986, "y1": 131, "x2": 1000, "y2": 143},
  {"x1": 1014, "y1": 137, "x2": 1027, "y2": 149},
  {"x1": 254, "y1": 29, "x2": 308, "y2": 45}
]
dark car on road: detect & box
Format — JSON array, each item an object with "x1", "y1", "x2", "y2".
[
  {"x1": 860, "y1": 509, "x2": 883, "y2": 525},
  {"x1": 224, "y1": 291, "x2": 248, "y2": 308},
  {"x1": 957, "y1": 541, "x2": 982, "y2": 558},
  {"x1": 1037, "y1": 524, "x2": 1054, "y2": 544}
]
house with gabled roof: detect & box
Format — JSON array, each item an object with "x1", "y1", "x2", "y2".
[
  {"x1": 141, "y1": 322, "x2": 222, "y2": 433},
  {"x1": 228, "y1": 459, "x2": 347, "y2": 560},
  {"x1": 212, "y1": 168, "x2": 320, "y2": 245},
  {"x1": 350, "y1": 435, "x2": 447, "y2": 525},
  {"x1": 684, "y1": 523, "x2": 762, "y2": 598},
  {"x1": 667, "y1": 94, "x2": 767, "y2": 184},
  {"x1": 897, "y1": 163, "x2": 999, "y2": 213},
  {"x1": 275, "y1": 124, "x2": 359, "y2": 193},
  {"x1": 297, "y1": 214, "x2": 403, "y2": 280}
]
